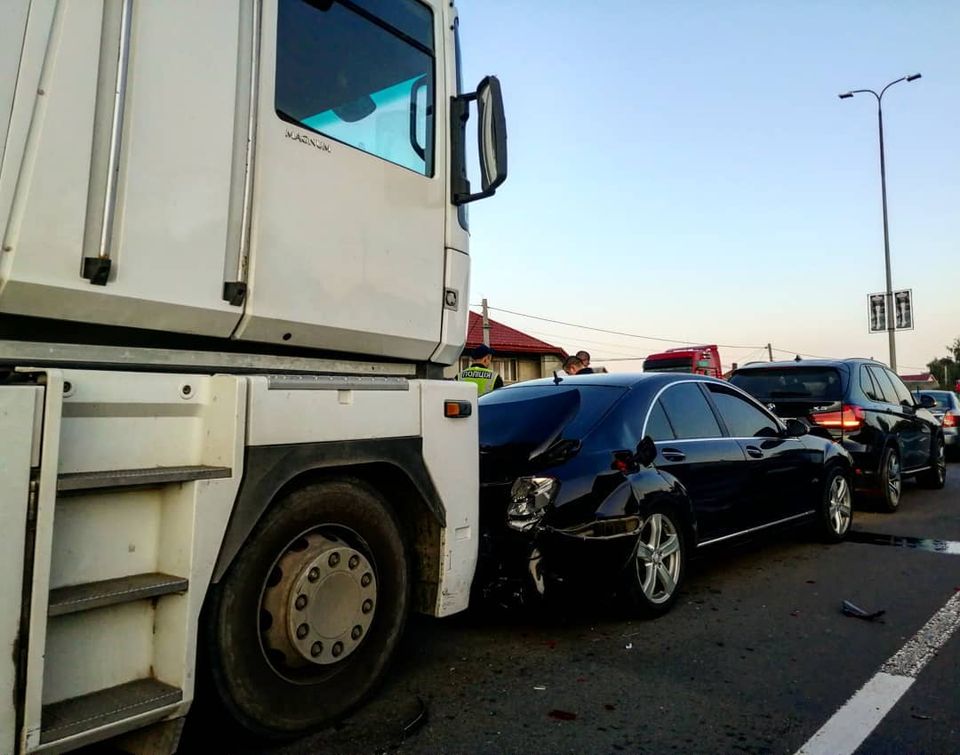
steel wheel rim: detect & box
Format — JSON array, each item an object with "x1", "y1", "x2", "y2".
[
  {"x1": 634, "y1": 513, "x2": 681, "y2": 605},
  {"x1": 257, "y1": 525, "x2": 378, "y2": 684},
  {"x1": 887, "y1": 453, "x2": 901, "y2": 504},
  {"x1": 828, "y1": 473, "x2": 852, "y2": 535}
]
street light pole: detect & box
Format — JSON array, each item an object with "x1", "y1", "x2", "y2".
[
  {"x1": 839, "y1": 73, "x2": 921, "y2": 373},
  {"x1": 877, "y1": 100, "x2": 896, "y2": 372}
]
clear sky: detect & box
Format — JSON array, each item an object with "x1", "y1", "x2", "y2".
[{"x1": 456, "y1": 1, "x2": 959, "y2": 375}]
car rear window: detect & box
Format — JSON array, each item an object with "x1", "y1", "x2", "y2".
[
  {"x1": 729, "y1": 367, "x2": 843, "y2": 401},
  {"x1": 478, "y1": 385, "x2": 627, "y2": 448},
  {"x1": 920, "y1": 391, "x2": 957, "y2": 410}
]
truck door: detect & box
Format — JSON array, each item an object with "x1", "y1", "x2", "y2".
[{"x1": 236, "y1": 0, "x2": 447, "y2": 360}]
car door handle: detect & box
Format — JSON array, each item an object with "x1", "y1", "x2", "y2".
[
  {"x1": 745, "y1": 446, "x2": 763, "y2": 459},
  {"x1": 661, "y1": 448, "x2": 686, "y2": 462}
]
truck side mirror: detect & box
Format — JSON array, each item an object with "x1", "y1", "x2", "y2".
[
  {"x1": 451, "y1": 76, "x2": 508, "y2": 205},
  {"x1": 476, "y1": 76, "x2": 507, "y2": 194}
]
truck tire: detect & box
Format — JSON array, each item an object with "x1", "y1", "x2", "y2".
[{"x1": 205, "y1": 478, "x2": 409, "y2": 738}]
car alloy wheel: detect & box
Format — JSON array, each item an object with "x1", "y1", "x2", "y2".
[
  {"x1": 823, "y1": 468, "x2": 852, "y2": 541},
  {"x1": 880, "y1": 447, "x2": 901, "y2": 512},
  {"x1": 634, "y1": 512, "x2": 682, "y2": 605}
]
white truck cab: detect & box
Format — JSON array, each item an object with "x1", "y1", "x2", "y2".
[{"x1": 0, "y1": 0, "x2": 506, "y2": 751}]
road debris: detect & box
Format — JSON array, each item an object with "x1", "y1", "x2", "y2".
[
  {"x1": 625, "y1": 643, "x2": 633, "y2": 650},
  {"x1": 401, "y1": 697, "x2": 428, "y2": 739},
  {"x1": 841, "y1": 600, "x2": 886, "y2": 622},
  {"x1": 548, "y1": 709, "x2": 578, "y2": 721},
  {"x1": 533, "y1": 686, "x2": 546, "y2": 691}
]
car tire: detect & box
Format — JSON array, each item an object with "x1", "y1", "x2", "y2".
[
  {"x1": 917, "y1": 435, "x2": 947, "y2": 490},
  {"x1": 816, "y1": 465, "x2": 853, "y2": 542},
  {"x1": 878, "y1": 446, "x2": 902, "y2": 512},
  {"x1": 204, "y1": 478, "x2": 409, "y2": 739},
  {"x1": 622, "y1": 505, "x2": 687, "y2": 619}
]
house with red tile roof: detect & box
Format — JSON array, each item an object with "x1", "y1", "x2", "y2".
[
  {"x1": 444, "y1": 312, "x2": 568, "y2": 383},
  {"x1": 899, "y1": 372, "x2": 939, "y2": 390}
]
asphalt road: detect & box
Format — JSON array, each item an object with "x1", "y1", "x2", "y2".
[{"x1": 192, "y1": 464, "x2": 960, "y2": 755}]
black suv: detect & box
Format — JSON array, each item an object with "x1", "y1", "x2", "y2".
[{"x1": 729, "y1": 359, "x2": 946, "y2": 511}]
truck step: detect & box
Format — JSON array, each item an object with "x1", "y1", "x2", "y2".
[
  {"x1": 48, "y1": 573, "x2": 188, "y2": 616},
  {"x1": 57, "y1": 465, "x2": 231, "y2": 492},
  {"x1": 40, "y1": 678, "x2": 182, "y2": 744}
]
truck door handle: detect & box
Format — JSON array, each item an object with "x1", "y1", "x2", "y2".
[
  {"x1": 745, "y1": 446, "x2": 763, "y2": 459},
  {"x1": 661, "y1": 448, "x2": 686, "y2": 462}
]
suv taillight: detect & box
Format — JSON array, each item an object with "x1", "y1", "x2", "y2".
[
  {"x1": 944, "y1": 412, "x2": 957, "y2": 428},
  {"x1": 812, "y1": 404, "x2": 865, "y2": 430}
]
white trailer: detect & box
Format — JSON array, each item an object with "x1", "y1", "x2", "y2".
[{"x1": 0, "y1": 0, "x2": 507, "y2": 751}]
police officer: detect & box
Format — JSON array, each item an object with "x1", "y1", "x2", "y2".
[{"x1": 458, "y1": 344, "x2": 504, "y2": 396}]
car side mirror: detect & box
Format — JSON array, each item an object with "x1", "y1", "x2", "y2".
[
  {"x1": 900, "y1": 400, "x2": 916, "y2": 414},
  {"x1": 918, "y1": 394, "x2": 936, "y2": 409},
  {"x1": 783, "y1": 418, "x2": 808, "y2": 438},
  {"x1": 635, "y1": 436, "x2": 658, "y2": 467}
]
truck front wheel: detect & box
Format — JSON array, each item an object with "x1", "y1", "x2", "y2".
[{"x1": 206, "y1": 478, "x2": 410, "y2": 738}]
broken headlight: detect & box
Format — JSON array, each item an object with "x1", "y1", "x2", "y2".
[{"x1": 507, "y1": 477, "x2": 559, "y2": 531}]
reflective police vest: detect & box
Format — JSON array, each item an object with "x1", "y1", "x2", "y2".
[{"x1": 458, "y1": 365, "x2": 499, "y2": 396}]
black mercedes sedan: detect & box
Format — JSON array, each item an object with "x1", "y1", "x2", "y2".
[{"x1": 476, "y1": 373, "x2": 854, "y2": 618}]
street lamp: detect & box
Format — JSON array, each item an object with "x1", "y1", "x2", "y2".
[{"x1": 839, "y1": 73, "x2": 921, "y2": 373}]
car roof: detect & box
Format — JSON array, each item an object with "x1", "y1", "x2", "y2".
[
  {"x1": 731, "y1": 358, "x2": 884, "y2": 372},
  {"x1": 496, "y1": 371, "x2": 728, "y2": 391}
]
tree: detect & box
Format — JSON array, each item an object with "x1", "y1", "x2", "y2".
[
  {"x1": 927, "y1": 337, "x2": 960, "y2": 389},
  {"x1": 949, "y1": 337, "x2": 960, "y2": 364}
]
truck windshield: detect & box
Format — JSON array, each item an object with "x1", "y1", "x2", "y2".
[
  {"x1": 275, "y1": 0, "x2": 436, "y2": 176},
  {"x1": 643, "y1": 357, "x2": 694, "y2": 373}
]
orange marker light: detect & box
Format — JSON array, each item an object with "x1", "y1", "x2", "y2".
[{"x1": 444, "y1": 400, "x2": 472, "y2": 418}]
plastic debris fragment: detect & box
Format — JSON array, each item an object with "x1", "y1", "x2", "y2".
[{"x1": 841, "y1": 600, "x2": 886, "y2": 621}]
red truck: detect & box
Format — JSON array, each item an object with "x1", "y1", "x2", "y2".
[{"x1": 643, "y1": 345, "x2": 723, "y2": 378}]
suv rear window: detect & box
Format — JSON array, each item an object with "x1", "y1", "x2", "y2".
[
  {"x1": 478, "y1": 385, "x2": 626, "y2": 448},
  {"x1": 729, "y1": 367, "x2": 843, "y2": 401},
  {"x1": 920, "y1": 391, "x2": 958, "y2": 410}
]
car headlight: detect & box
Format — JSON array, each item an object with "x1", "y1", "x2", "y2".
[{"x1": 507, "y1": 477, "x2": 559, "y2": 531}]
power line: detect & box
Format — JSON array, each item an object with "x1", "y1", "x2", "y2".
[{"x1": 474, "y1": 305, "x2": 763, "y2": 350}]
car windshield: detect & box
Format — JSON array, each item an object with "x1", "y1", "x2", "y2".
[
  {"x1": 478, "y1": 385, "x2": 627, "y2": 449},
  {"x1": 643, "y1": 357, "x2": 693, "y2": 373},
  {"x1": 729, "y1": 367, "x2": 843, "y2": 401}
]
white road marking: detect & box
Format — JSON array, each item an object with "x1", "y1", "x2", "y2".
[{"x1": 796, "y1": 591, "x2": 960, "y2": 755}]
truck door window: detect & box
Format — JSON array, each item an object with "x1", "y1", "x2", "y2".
[{"x1": 276, "y1": 0, "x2": 435, "y2": 176}]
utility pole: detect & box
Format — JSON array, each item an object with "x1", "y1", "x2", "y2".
[
  {"x1": 481, "y1": 298, "x2": 491, "y2": 347},
  {"x1": 767, "y1": 343, "x2": 773, "y2": 362}
]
